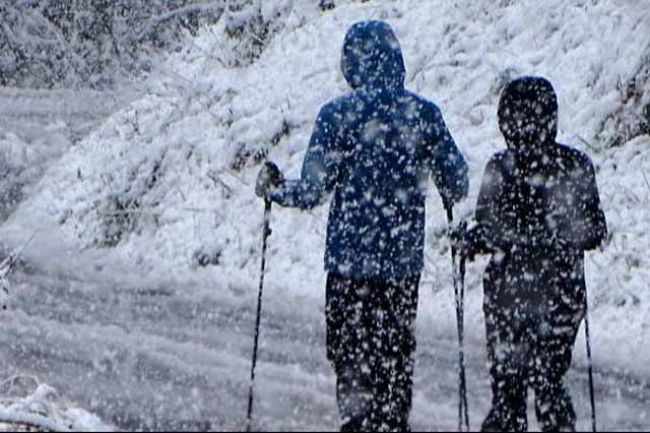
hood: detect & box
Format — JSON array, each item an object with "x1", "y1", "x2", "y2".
[
  {"x1": 498, "y1": 76, "x2": 558, "y2": 157},
  {"x1": 340, "y1": 21, "x2": 406, "y2": 91}
]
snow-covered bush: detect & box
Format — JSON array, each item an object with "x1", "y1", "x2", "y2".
[
  {"x1": 600, "y1": 53, "x2": 650, "y2": 146},
  {"x1": 0, "y1": 133, "x2": 31, "y2": 222},
  {"x1": 0, "y1": 1, "x2": 224, "y2": 88},
  {"x1": 221, "y1": 0, "x2": 286, "y2": 67},
  {"x1": 0, "y1": 376, "x2": 111, "y2": 431}
]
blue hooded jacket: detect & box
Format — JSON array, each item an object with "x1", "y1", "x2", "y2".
[{"x1": 269, "y1": 21, "x2": 468, "y2": 279}]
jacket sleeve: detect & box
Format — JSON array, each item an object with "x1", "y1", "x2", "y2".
[
  {"x1": 565, "y1": 158, "x2": 608, "y2": 250},
  {"x1": 427, "y1": 106, "x2": 469, "y2": 210},
  {"x1": 268, "y1": 104, "x2": 341, "y2": 210}
]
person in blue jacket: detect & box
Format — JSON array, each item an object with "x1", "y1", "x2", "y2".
[
  {"x1": 256, "y1": 20, "x2": 468, "y2": 432},
  {"x1": 460, "y1": 76, "x2": 607, "y2": 432}
]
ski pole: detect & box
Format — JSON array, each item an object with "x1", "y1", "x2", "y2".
[
  {"x1": 584, "y1": 287, "x2": 597, "y2": 432},
  {"x1": 246, "y1": 199, "x2": 272, "y2": 432},
  {"x1": 445, "y1": 206, "x2": 469, "y2": 432},
  {"x1": 458, "y1": 240, "x2": 469, "y2": 431}
]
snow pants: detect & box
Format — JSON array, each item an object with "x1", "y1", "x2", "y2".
[
  {"x1": 481, "y1": 302, "x2": 583, "y2": 432},
  {"x1": 325, "y1": 273, "x2": 420, "y2": 432}
]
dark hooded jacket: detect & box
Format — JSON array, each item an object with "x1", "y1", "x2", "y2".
[
  {"x1": 473, "y1": 76, "x2": 607, "y2": 312},
  {"x1": 269, "y1": 21, "x2": 468, "y2": 279}
]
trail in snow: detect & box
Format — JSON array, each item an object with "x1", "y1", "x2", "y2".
[{"x1": 1, "y1": 264, "x2": 648, "y2": 432}]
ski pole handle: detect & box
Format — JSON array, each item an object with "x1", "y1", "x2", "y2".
[{"x1": 264, "y1": 199, "x2": 272, "y2": 232}]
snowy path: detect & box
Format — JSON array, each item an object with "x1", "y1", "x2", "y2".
[{"x1": 1, "y1": 265, "x2": 648, "y2": 432}]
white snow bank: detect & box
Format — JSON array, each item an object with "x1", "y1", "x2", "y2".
[
  {"x1": 2, "y1": 0, "x2": 650, "y2": 376},
  {"x1": 582, "y1": 135, "x2": 650, "y2": 373},
  {"x1": 0, "y1": 376, "x2": 112, "y2": 432}
]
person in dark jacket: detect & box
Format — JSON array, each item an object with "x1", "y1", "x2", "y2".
[
  {"x1": 256, "y1": 20, "x2": 469, "y2": 432},
  {"x1": 461, "y1": 76, "x2": 607, "y2": 432}
]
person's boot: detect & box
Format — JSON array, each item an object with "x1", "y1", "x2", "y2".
[{"x1": 481, "y1": 406, "x2": 527, "y2": 432}]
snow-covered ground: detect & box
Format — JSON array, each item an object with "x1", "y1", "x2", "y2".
[
  {"x1": 1, "y1": 0, "x2": 649, "y2": 430},
  {"x1": 0, "y1": 87, "x2": 138, "y2": 430},
  {"x1": 1, "y1": 266, "x2": 649, "y2": 431}
]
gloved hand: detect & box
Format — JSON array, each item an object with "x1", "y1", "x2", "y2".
[
  {"x1": 255, "y1": 161, "x2": 284, "y2": 199},
  {"x1": 451, "y1": 222, "x2": 492, "y2": 261},
  {"x1": 449, "y1": 220, "x2": 467, "y2": 250}
]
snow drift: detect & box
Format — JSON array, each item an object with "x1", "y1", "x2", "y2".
[{"x1": 0, "y1": 376, "x2": 111, "y2": 432}]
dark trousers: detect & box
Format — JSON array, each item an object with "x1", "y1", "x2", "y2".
[
  {"x1": 481, "y1": 304, "x2": 583, "y2": 432},
  {"x1": 325, "y1": 273, "x2": 420, "y2": 432}
]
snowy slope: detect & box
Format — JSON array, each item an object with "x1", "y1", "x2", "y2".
[
  {"x1": 2, "y1": 0, "x2": 649, "y2": 383},
  {"x1": 0, "y1": 87, "x2": 137, "y2": 223}
]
